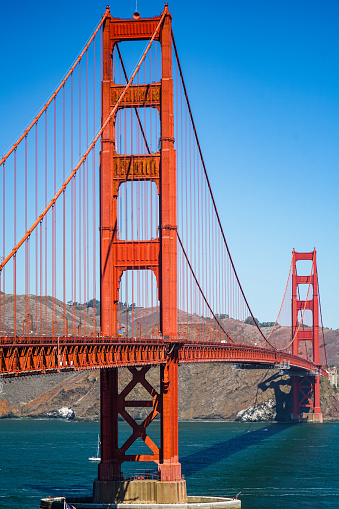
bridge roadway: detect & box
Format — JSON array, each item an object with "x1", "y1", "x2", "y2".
[{"x1": 0, "y1": 335, "x2": 326, "y2": 378}]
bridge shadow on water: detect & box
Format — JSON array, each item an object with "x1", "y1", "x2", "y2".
[
  {"x1": 181, "y1": 422, "x2": 296, "y2": 476},
  {"x1": 26, "y1": 424, "x2": 296, "y2": 496}
]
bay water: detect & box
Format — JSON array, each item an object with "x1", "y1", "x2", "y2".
[{"x1": 0, "y1": 419, "x2": 338, "y2": 508}]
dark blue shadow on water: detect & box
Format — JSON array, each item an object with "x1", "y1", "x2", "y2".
[
  {"x1": 25, "y1": 424, "x2": 295, "y2": 494},
  {"x1": 23, "y1": 483, "x2": 92, "y2": 497},
  {"x1": 181, "y1": 423, "x2": 296, "y2": 475}
]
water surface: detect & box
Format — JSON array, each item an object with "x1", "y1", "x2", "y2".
[{"x1": 0, "y1": 419, "x2": 338, "y2": 508}]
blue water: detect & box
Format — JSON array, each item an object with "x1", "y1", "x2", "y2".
[{"x1": 0, "y1": 419, "x2": 339, "y2": 508}]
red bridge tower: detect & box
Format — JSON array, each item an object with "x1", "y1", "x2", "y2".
[
  {"x1": 291, "y1": 249, "x2": 323, "y2": 423},
  {"x1": 95, "y1": 5, "x2": 185, "y2": 504}
]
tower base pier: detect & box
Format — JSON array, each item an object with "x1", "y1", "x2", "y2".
[
  {"x1": 93, "y1": 479, "x2": 187, "y2": 505},
  {"x1": 41, "y1": 493, "x2": 241, "y2": 509},
  {"x1": 291, "y1": 412, "x2": 323, "y2": 423}
]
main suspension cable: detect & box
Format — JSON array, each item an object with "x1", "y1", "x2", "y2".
[
  {"x1": 171, "y1": 32, "x2": 271, "y2": 348},
  {"x1": 0, "y1": 10, "x2": 109, "y2": 169},
  {"x1": 176, "y1": 231, "x2": 234, "y2": 343},
  {"x1": 0, "y1": 10, "x2": 166, "y2": 274}
]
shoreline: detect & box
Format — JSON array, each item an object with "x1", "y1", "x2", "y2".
[{"x1": 1, "y1": 415, "x2": 339, "y2": 423}]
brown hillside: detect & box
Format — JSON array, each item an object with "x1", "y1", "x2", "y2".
[
  {"x1": 1, "y1": 363, "x2": 339, "y2": 422},
  {"x1": 1, "y1": 294, "x2": 338, "y2": 421}
]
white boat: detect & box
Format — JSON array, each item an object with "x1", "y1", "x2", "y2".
[{"x1": 89, "y1": 434, "x2": 101, "y2": 462}]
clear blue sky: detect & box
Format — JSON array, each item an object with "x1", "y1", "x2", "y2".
[{"x1": 0, "y1": 0, "x2": 338, "y2": 329}]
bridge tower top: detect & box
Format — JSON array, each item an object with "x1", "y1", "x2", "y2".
[
  {"x1": 292, "y1": 248, "x2": 319, "y2": 364},
  {"x1": 100, "y1": 3, "x2": 177, "y2": 341}
]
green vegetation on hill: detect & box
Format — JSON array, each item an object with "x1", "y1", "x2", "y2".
[{"x1": 245, "y1": 316, "x2": 275, "y2": 327}]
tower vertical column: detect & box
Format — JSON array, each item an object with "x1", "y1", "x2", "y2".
[
  {"x1": 312, "y1": 250, "x2": 321, "y2": 415},
  {"x1": 159, "y1": 6, "x2": 177, "y2": 341},
  {"x1": 100, "y1": 7, "x2": 115, "y2": 338},
  {"x1": 313, "y1": 250, "x2": 320, "y2": 366},
  {"x1": 158, "y1": 7, "x2": 181, "y2": 482},
  {"x1": 292, "y1": 251, "x2": 298, "y2": 358},
  {"x1": 98, "y1": 7, "x2": 121, "y2": 483},
  {"x1": 98, "y1": 368, "x2": 121, "y2": 481}
]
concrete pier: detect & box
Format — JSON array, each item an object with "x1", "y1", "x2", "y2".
[
  {"x1": 93, "y1": 479, "x2": 187, "y2": 505},
  {"x1": 291, "y1": 412, "x2": 323, "y2": 423},
  {"x1": 41, "y1": 493, "x2": 241, "y2": 509}
]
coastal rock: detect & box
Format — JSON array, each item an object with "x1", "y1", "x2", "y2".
[
  {"x1": 235, "y1": 398, "x2": 276, "y2": 422},
  {"x1": 0, "y1": 366, "x2": 295, "y2": 422},
  {"x1": 47, "y1": 406, "x2": 75, "y2": 420},
  {"x1": 0, "y1": 398, "x2": 20, "y2": 418}
]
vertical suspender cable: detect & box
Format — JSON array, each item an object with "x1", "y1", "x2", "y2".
[
  {"x1": 35, "y1": 123, "x2": 39, "y2": 336},
  {"x1": 53, "y1": 97, "x2": 57, "y2": 325},
  {"x1": 85, "y1": 48, "x2": 89, "y2": 334},
  {"x1": 25, "y1": 136, "x2": 28, "y2": 318},
  {"x1": 2, "y1": 163, "x2": 5, "y2": 333},
  {"x1": 71, "y1": 72, "x2": 75, "y2": 334},
  {"x1": 13, "y1": 150, "x2": 17, "y2": 336},
  {"x1": 92, "y1": 36, "x2": 97, "y2": 327},
  {"x1": 79, "y1": 61, "x2": 82, "y2": 332},
  {"x1": 63, "y1": 85, "x2": 66, "y2": 331},
  {"x1": 45, "y1": 111, "x2": 48, "y2": 334}
]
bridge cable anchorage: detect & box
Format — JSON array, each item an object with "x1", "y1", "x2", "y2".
[
  {"x1": 171, "y1": 31, "x2": 274, "y2": 349},
  {"x1": 0, "y1": 10, "x2": 166, "y2": 275},
  {"x1": 176, "y1": 231, "x2": 233, "y2": 343},
  {"x1": 0, "y1": 12, "x2": 109, "y2": 169}
]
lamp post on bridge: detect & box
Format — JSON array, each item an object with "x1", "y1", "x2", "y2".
[
  {"x1": 90, "y1": 317, "x2": 97, "y2": 336},
  {"x1": 23, "y1": 313, "x2": 33, "y2": 336},
  {"x1": 60, "y1": 316, "x2": 68, "y2": 336},
  {"x1": 151, "y1": 325, "x2": 160, "y2": 339},
  {"x1": 135, "y1": 321, "x2": 141, "y2": 339},
  {"x1": 52, "y1": 321, "x2": 59, "y2": 337}
]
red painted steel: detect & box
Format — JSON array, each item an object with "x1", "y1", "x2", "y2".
[
  {"x1": 291, "y1": 249, "x2": 322, "y2": 420},
  {"x1": 0, "y1": 336, "x2": 327, "y2": 378},
  {"x1": 0, "y1": 4, "x2": 329, "y2": 487},
  {"x1": 118, "y1": 367, "x2": 161, "y2": 463},
  {"x1": 0, "y1": 14, "x2": 108, "y2": 170},
  {"x1": 99, "y1": 5, "x2": 180, "y2": 482}
]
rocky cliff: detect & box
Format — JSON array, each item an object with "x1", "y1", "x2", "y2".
[{"x1": 1, "y1": 362, "x2": 338, "y2": 422}]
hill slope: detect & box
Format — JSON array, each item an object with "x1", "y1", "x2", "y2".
[
  {"x1": 1, "y1": 295, "x2": 338, "y2": 421},
  {"x1": 1, "y1": 363, "x2": 339, "y2": 422}
]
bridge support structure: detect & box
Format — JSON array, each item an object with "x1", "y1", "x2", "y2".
[
  {"x1": 291, "y1": 249, "x2": 323, "y2": 423},
  {"x1": 97, "y1": 5, "x2": 185, "y2": 503}
]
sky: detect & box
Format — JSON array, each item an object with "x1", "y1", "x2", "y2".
[{"x1": 0, "y1": 0, "x2": 338, "y2": 329}]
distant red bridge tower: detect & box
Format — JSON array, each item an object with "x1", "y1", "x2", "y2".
[{"x1": 291, "y1": 249, "x2": 323, "y2": 423}]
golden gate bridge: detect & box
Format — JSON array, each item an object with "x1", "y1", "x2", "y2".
[{"x1": 0, "y1": 4, "x2": 328, "y2": 505}]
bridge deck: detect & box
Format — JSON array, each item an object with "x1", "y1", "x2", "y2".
[{"x1": 0, "y1": 336, "x2": 326, "y2": 378}]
